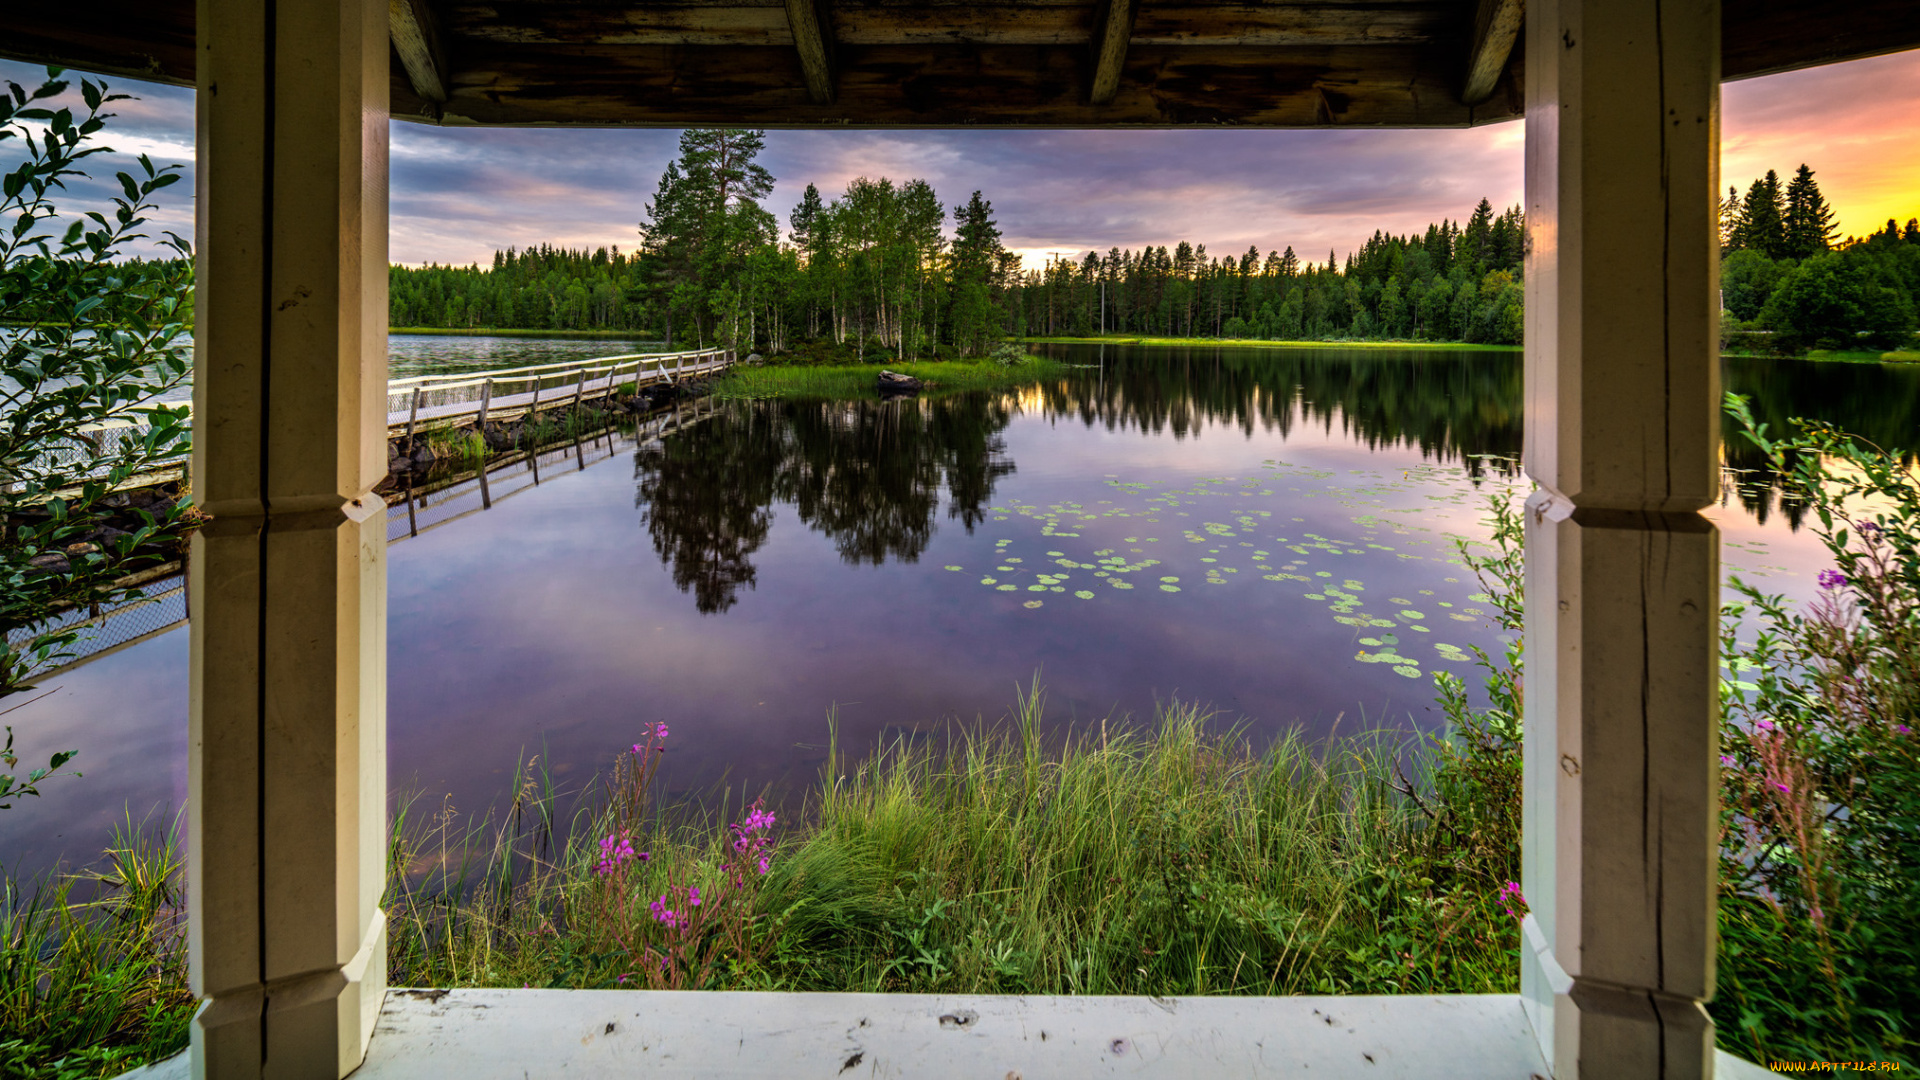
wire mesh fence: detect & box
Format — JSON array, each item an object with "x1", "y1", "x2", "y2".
[
  {"x1": 6, "y1": 412, "x2": 191, "y2": 490},
  {"x1": 387, "y1": 402, "x2": 717, "y2": 544},
  {"x1": 7, "y1": 567, "x2": 188, "y2": 679},
  {"x1": 9, "y1": 400, "x2": 721, "y2": 678}
]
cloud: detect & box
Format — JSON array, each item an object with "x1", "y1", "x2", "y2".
[
  {"x1": 6, "y1": 49, "x2": 1915, "y2": 267},
  {"x1": 1722, "y1": 51, "x2": 1920, "y2": 240}
]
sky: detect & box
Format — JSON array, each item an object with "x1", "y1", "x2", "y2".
[{"x1": 3, "y1": 49, "x2": 1916, "y2": 271}]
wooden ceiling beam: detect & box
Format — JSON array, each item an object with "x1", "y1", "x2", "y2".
[
  {"x1": 4, "y1": 0, "x2": 1919, "y2": 130},
  {"x1": 1460, "y1": 0, "x2": 1522, "y2": 105},
  {"x1": 390, "y1": 0, "x2": 449, "y2": 104},
  {"x1": 784, "y1": 0, "x2": 837, "y2": 104},
  {"x1": 1088, "y1": 0, "x2": 1140, "y2": 105},
  {"x1": 409, "y1": 43, "x2": 1519, "y2": 128},
  {"x1": 447, "y1": 5, "x2": 1448, "y2": 48}
]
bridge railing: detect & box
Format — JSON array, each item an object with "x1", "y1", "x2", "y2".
[{"x1": 384, "y1": 347, "x2": 733, "y2": 433}]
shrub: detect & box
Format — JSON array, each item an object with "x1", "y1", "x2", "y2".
[
  {"x1": 1, "y1": 69, "x2": 196, "y2": 706},
  {"x1": 1714, "y1": 395, "x2": 1918, "y2": 1066}
]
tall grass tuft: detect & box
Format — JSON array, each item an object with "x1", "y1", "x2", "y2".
[
  {"x1": 381, "y1": 683, "x2": 1524, "y2": 997},
  {"x1": 0, "y1": 814, "x2": 193, "y2": 1079}
]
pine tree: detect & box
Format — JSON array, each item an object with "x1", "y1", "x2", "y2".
[
  {"x1": 1719, "y1": 186, "x2": 1742, "y2": 251},
  {"x1": 638, "y1": 129, "x2": 778, "y2": 348},
  {"x1": 1463, "y1": 198, "x2": 1495, "y2": 268},
  {"x1": 950, "y1": 191, "x2": 1005, "y2": 353},
  {"x1": 1735, "y1": 171, "x2": 1788, "y2": 259},
  {"x1": 1781, "y1": 164, "x2": 1837, "y2": 260}
]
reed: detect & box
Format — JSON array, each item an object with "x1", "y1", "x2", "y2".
[
  {"x1": 382, "y1": 684, "x2": 1522, "y2": 998},
  {"x1": 0, "y1": 814, "x2": 192, "y2": 1080}
]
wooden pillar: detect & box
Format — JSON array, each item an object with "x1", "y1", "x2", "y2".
[
  {"x1": 1520, "y1": 1, "x2": 1721, "y2": 1077},
  {"x1": 189, "y1": 0, "x2": 389, "y2": 1076}
]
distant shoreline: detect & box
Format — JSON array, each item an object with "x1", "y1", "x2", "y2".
[
  {"x1": 1017, "y1": 335, "x2": 1521, "y2": 352},
  {"x1": 389, "y1": 326, "x2": 662, "y2": 341}
]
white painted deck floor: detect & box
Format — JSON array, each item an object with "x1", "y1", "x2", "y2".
[{"x1": 121, "y1": 991, "x2": 1787, "y2": 1078}]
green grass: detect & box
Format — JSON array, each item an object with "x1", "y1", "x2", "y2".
[
  {"x1": 1017, "y1": 335, "x2": 1520, "y2": 352},
  {"x1": 1803, "y1": 348, "x2": 1906, "y2": 364},
  {"x1": 384, "y1": 683, "x2": 1522, "y2": 998},
  {"x1": 1877, "y1": 350, "x2": 1920, "y2": 364},
  {"x1": 389, "y1": 326, "x2": 662, "y2": 340},
  {"x1": 711, "y1": 358, "x2": 1069, "y2": 401},
  {"x1": 0, "y1": 815, "x2": 193, "y2": 1080}
]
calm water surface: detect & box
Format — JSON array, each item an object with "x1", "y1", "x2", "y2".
[{"x1": 6, "y1": 342, "x2": 1916, "y2": 876}]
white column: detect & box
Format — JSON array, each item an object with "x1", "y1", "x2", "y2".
[
  {"x1": 189, "y1": 0, "x2": 390, "y2": 1076},
  {"x1": 1520, "y1": 1, "x2": 1722, "y2": 1077}
]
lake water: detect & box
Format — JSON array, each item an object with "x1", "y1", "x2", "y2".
[{"x1": 5, "y1": 339, "x2": 1915, "y2": 878}]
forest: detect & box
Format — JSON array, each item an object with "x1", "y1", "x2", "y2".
[
  {"x1": 1719, "y1": 166, "x2": 1920, "y2": 352},
  {"x1": 374, "y1": 132, "x2": 1916, "y2": 357}
]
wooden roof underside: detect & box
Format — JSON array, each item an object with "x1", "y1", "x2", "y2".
[{"x1": 7, "y1": 0, "x2": 1918, "y2": 129}]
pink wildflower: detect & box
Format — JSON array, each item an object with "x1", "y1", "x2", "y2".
[{"x1": 1497, "y1": 881, "x2": 1529, "y2": 920}]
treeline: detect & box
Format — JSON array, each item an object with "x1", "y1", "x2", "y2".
[
  {"x1": 2, "y1": 256, "x2": 192, "y2": 326},
  {"x1": 388, "y1": 246, "x2": 650, "y2": 331},
  {"x1": 380, "y1": 135, "x2": 1913, "y2": 358},
  {"x1": 1718, "y1": 165, "x2": 1920, "y2": 352},
  {"x1": 384, "y1": 128, "x2": 1526, "y2": 354},
  {"x1": 1009, "y1": 200, "x2": 1526, "y2": 344}
]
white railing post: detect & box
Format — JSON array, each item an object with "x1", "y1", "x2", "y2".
[{"x1": 1519, "y1": 2, "x2": 1721, "y2": 1076}]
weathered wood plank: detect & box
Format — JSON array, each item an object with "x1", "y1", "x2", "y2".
[
  {"x1": 445, "y1": 4, "x2": 1450, "y2": 47},
  {"x1": 2, "y1": 1, "x2": 196, "y2": 87},
  {"x1": 390, "y1": 0, "x2": 450, "y2": 104},
  {"x1": 1460, "y1": 0, "x2": 1521, "y2": 104},
  {"x1": 5, "y1": 0, "x2": 1919, "y2": 128},
  {"x1": 785, "y1": 0, "x2": 838, "y2": 103},
  {"x1": 1088, "y1": 0, "x2": 1140, "y2": 104},
  {"x1": 412, "y1": 42, "x2": 1520, "y2": 127}
]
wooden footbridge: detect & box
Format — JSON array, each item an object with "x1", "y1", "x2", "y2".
[
  {"x1": 387, "y1": 346, "x2": 736, "y2": 439},
  {"x1": 24, "y1": 348, "x2": 737, "y2": 678},
  {"x1": 54, "y1": 346, "x2": 737, "y2": 480}
]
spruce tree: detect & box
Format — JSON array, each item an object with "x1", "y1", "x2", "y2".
[
  {"x1": 950, "y1": 190, "x2": 1005, "y2": 353},
  {"x1": 1782, "y1": 164, "x2": 1837, "y2": 260},
  {"x1": 1719, "y1": 186, "x2": 1743, "y2": 251},
  {"x1": 1735, "y1": 171, "x2": 1788, "y2": 259},
  {"x1": 1464, "y1": 197, "x2": 1495, "y2": 268}
]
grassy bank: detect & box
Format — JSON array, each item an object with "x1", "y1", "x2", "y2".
[
  {"x1": 383, "y1": 688, "x2": 1520, "y2": 999},
  {"x1": 711, "y1": 358, "x2": 1068, "y2": 401},
  {"x1": 1721, "y1": 347, "x2": 1920, "y2": 364},
  {"x1": 1017, "y1": 335, "x2": 1520, "y2": 352},
  {"x1": 0, "y1": 818, "x2": 192, "y2": 1080},
  {"x1": 389, "y1": 326, "x2": 663, "y2": 340}
]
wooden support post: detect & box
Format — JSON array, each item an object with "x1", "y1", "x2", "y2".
[
  {"x1": 1088, "y1": 0, "x2": 1139, "y2": 105},
  {"x1": 406, "y1": 386, "x2": 421, "y2": 444},
  {"x1": 571, "y1": 369, "x2": 585, "y2": 410},
  {"x1": 389, "y1": 0, "x2": 447, "y2": 108},
  {"x1": 1520, "y1": 1, "x2": 1722, "y2": 1077},
  {"x1": 528, "y1": 376, "x2": 540, "y2": 427},
  {"x1": 1461, "y1": 0, "x2": 1524, "y2": 105},
  {"x1": 189, "y1": 0, "x2": 389, "y2": 1076},
  {"x1": 477, "y1": 378, "x2": 493, "y2": 431},
  {"x1": 784, "y1": 0, "x2": 836, "y2": 105}
]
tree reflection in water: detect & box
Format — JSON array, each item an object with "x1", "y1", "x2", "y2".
[
  {"x1": 634, "y1": 346, "x2": 1920, "y2": 612},
  {"x1": 634, "y1": 395, "x2": 1016, "y2": 613}
]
